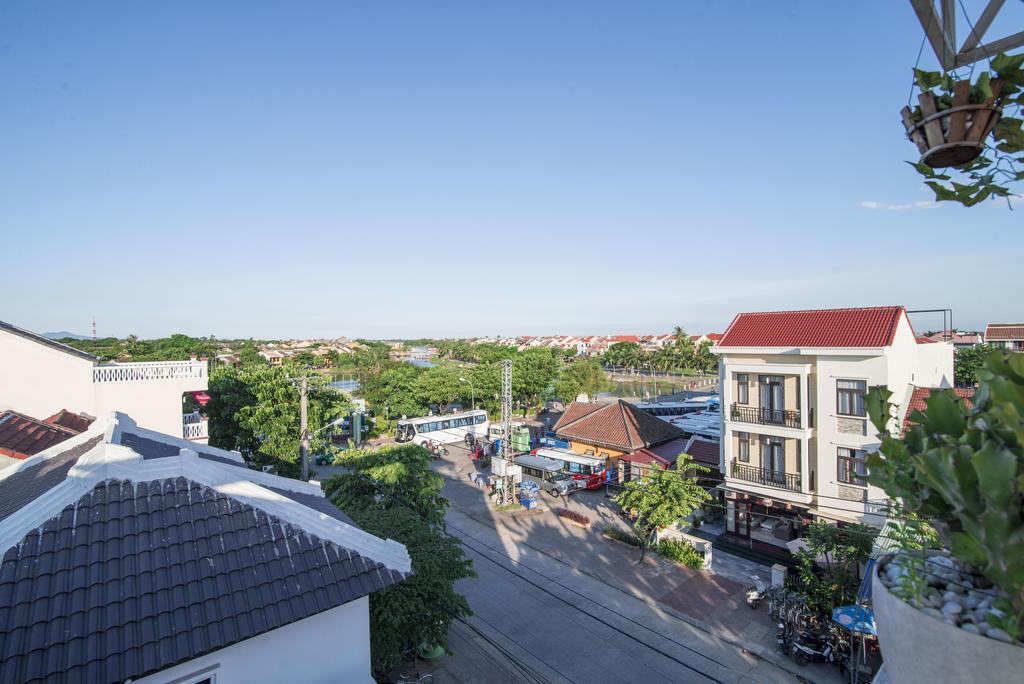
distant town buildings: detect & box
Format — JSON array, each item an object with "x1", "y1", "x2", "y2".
[
  {"x1": 984, "y1": 323, "x2": 1024, "y2": 351},
  {"x1": 468, "y1": 333, "x2": 721, "y2": 356}
]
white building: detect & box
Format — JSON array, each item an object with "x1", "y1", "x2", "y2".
[
  {"x1": 0, "y1": 413, "x2": 410, "y2": 683},
  {"x1": 0, "y1": 321, "x2": 209, "y2": 443},
  {"x1": 712, "y1": 306, "x2": 953, "y2": 553}
]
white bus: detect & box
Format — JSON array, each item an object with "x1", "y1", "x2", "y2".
[{"x1": 395, "y1": 409, "x2": 489, "y2": 446}]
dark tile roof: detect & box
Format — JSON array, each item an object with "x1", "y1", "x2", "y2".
[
  {"x1": 554, "y1": 400, "x2": 685, "y2": 452},
  {"x1": 265, "y1": 486, "x2": 357, "y2": 527},
  {"x1": 0, "y1": 320, "x2": 98, "y2": 362},
  {"x1": 119, "y1": 431, "x2": 245, "y2": 467},
  {"x1": 718, "y1": 306, "x2": 906, "y2": 348},
  {"x1": 0, "y1": 436, "x2": 103, "y2": 523},
  {"x1": 0, "y1": 477, "x2": 408, "y2": 684},
  {"x1": 0, "y1": 412, "x2": 80, "y2": 459}
]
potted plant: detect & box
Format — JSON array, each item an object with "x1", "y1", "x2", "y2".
[
  {"x1": 865, "y1": 350, "x2": 1024, "y2": 683},
  {"x1": 901, "y1": 52, "x2": 1024, "y2": 206}
]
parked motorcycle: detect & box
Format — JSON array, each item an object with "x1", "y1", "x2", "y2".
[
  {"x1": 775, "y1": 622, "x2": 792, "y2": 656},
  {"x1": 791, "y1": 629, "x2": 836, "y2": 667},
  {"x1": 745, "y1": 575, "x2": 767, "y2": 608}
]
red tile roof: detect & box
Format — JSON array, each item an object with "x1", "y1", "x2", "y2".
[
  {"x1": 985, "y1": 324, "x2": 1024, "y2": 341},
  {"x1": 0, "y1": 411, "x2": 82, "y2": 459},
  {"x1": 610, "y1": 335, "x2": 642, "y2": 343},
  {"x1": 44, "y1": 409, "x2": 95, "y2": 433},
  {"x1": 902, "y1": 386, "x2": 975, "y2": 434},
  {"x1": 683, "y1": 436, "x2": 720, "y2": 467},
  {"x1": 705, "y1": 333, "x2": 723, "y2": 342},
  {"x1": 553, "y1": 400, "x2": 684, "y2": 452},
  {"x1": 718, "y1": 306, "x2": 906, "y2": 349}
]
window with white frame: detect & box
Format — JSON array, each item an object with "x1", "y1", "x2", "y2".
[
  {"x1": 837, "y1": 447, "x2": 868, "y2": 486},
  {"x1": 737, "y1": 432, "x2": 750, "y2": 462},
  {"x1": 836, "y1": 379, "x2": 867, "y2": 417},
  {"x1": 736, "y1": 374, "x2": 749, "y2": 404}
]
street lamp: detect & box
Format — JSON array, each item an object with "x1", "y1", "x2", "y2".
[{"x1": 459, "y1": 376, "x2": 475, "y2": 410}]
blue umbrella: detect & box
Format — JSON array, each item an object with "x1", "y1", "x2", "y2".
[
  {"x1": 832, "y1": 605, "x2": 876, "y2": 635},
  {"x1": 857, "y1": 558, "x2": 876, "y2": 603}
]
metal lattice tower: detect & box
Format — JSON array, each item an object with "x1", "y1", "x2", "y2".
[
  {"x1": 497, "y1": 359, "x2": 515, "y2": 505},
  {"x1": 500, "y1": 359, "x2": 513, "y2": 462}
]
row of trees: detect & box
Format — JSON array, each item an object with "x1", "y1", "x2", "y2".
[
  {"x1": 358, "y1": 347, "x2": 589, "y2": 420},
  {"x1": 603, "y1": 328, "x2": 718, "y2": 374}
]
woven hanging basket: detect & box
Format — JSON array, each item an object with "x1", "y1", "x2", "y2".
[{"x1": 901, "y1": 78, "x2": 1004, "y2": 168}]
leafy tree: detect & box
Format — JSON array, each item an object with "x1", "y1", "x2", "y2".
[
  {"x1": 359, "y1": 364, "x2": 427, "y2": 421},
  {"x1": 692, "y1": 340, "x2": 718, "y2": 374},
  {"x1": 604, "y1": 341, "x2": 644, "y2": 369},
  {"x1": 413, "y1": 366, "x2": 466, "y2": 412},
  {"x1": 614, "y1": 454, "x2": 711, "y2": 561},
  {"x1": 206, "y1": 365, "x2": 258, "y2": 455},
  {"x1": 354, "y1": 342, "x2": 393, "y2": 378},
  {"x1": 230, "y1": 365, "x2": 350, "y2": 475},
  {"x1": 788, "y1": 521, "x2": 875, "y2": 617},
  {"x1": 322, "y1": 444, "x2": 474, "y2": 674},
  {"x1": 673, "y1": 327, "x2": 696, "y2": 368},
  {"x1": 953, "y1": 343, "x2": 993, "y2": 386},
  {"x1": 556, "y1": 358, "x2": 609, "y2": 402}
]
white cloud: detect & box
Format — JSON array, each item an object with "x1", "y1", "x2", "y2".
[{"x1": 860, "y1": 199, "x2": 937, "y2": 211}]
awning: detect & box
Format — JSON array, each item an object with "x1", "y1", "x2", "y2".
[
  {"x1": 191, "y1": 391, "x2": 212, "y2": 406},
  {"x1": 832, "y1": 605, "x2": 876, "y2": 635}
]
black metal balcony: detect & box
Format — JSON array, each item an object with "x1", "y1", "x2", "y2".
[
  {"x1": 730, "y1": 403, "x2": 802, "y2": 428},
  {"x1": 730, "y1": 460, "x2": 802, "y2": 492}
]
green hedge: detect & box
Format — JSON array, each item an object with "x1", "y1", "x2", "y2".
[
  {"x1": 602, "y1": 525, "x2": 640, "y2": 546},
  {"x1": 657, "y1": 538, "x2": 704, "y2": 570}
]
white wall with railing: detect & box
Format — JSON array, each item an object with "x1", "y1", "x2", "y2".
[{"x1": 0, "y1": 328, "x2": 208, "y2": 441}]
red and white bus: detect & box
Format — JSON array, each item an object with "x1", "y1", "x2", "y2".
[{"x1": 530, "y1": 447, "x2": 606, "y2": 490}]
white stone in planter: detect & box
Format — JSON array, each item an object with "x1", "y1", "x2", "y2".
[{"x1": 873, "y1": 562, "x2": 1023, "y2": 683}]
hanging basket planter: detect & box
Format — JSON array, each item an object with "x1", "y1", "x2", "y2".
[{"x1": 901, "y1": 78, "x2": 1004, "y2": 168}]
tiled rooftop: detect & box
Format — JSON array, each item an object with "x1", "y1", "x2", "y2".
[
  {"x1": 0, "y1": 415, "x2": 410, "y2": 683},
  {"x1": 0, "y1": 411, "x2": 82, "y2": 459},
  {"x1": 718, "y1": 306, "x2": 906, "y2": 348},
  {"x1": 554, "y1": 400, "x2": 684, "y2": 452}
]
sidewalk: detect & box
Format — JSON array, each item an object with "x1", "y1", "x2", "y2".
[{"x1": 437, "y1": 445, "x2": 842, "y2": 683}]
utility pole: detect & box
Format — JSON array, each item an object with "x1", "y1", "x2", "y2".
[{"x1": 299, "y1": 375, "x2": 310, "y2": 482}]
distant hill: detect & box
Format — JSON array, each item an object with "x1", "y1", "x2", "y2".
[{"x1": 43, "y1": 331, "x2": 90, "y2": 341}]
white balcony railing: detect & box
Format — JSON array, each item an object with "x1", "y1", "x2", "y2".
[
  {"x1": 183, "y1": 412, "x2": 208, "y2": 440},
  {"x1": 92, "y1": 360, "x2": 207, "y2": 384}
]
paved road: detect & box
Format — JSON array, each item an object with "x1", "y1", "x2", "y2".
[{"x1": 432, "y1": 447, "x2": 836, "y2": 684}]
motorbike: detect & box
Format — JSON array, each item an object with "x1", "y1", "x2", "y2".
[
  {"x1": 775, "y1": 622, "x2": 792, "y2": 656},
  {"x1": 745, "y1": 575, "x2": 767, "y2": 608},
  {"x1": 791, "y1": 629, "x2": 836, "y2": 667}
]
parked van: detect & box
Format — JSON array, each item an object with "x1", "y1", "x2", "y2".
[{"x1": 514, "y1": 454, "x2": 583, "y2": 497}]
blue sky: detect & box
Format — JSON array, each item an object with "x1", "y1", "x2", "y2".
[{"x1": 1, "y1": 2, "x2": 1021, "y2": 339}]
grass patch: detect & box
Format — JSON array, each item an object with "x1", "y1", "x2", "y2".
[
  {"x1": 494, "y1": 503, "x2": 520, "y2": 512},
  {"x1": 602, "y1": 524, "x2": 641, "y2": 546},
  {"x1": 657, "y1": 538, "x2": 704, "y2": 570}
]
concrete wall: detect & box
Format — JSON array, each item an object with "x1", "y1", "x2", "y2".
[
  {"x1": 0, "y1": 328, "x2": 207, "y2": 438},
  {"x1": 0, "y1": 331, "x2": 95, "y2": 420},
  {"x1": 135, "y1": 597, "x2": 374, "y2": 684}
]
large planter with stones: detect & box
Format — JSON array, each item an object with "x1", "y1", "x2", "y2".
[{"x1": 873, "y1": 554, "x2": 1023, "y2": 683}]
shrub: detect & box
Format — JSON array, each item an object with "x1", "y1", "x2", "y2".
[
  {"x1": 556, "y1": 508, "x2": 591, "y2": 526},
  {"x1": 657, "y1": 538, "x2": 704, "y2": 570},
  {"x1": 602, "y1": 524, "x2": 640, "y2": 546}
]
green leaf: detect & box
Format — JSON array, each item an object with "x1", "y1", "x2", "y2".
[
  {"x1": 976, "y1": 72, "x2": 994, "y2": 100},
  {"x1": 914, "y1": 69, "x2": 943, "y2": 91},
  {"x1": 991, "y1": 52, "x2": 1024, "y2": 76},
  {"x1": 972, "y1": 442, "x2": 1018, "y2": 510}
]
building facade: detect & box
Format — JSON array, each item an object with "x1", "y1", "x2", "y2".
[
  {"x1": 713, "y1": 306, "x2": 953, "y2": 553},
  {"x1": 0, "y1": 321, "x2": 209, "y2": 442}
]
